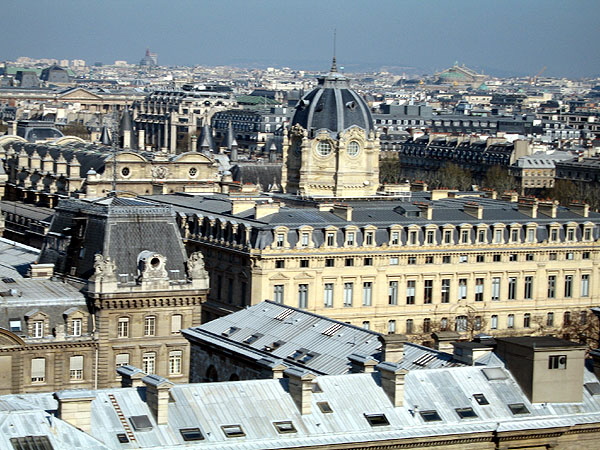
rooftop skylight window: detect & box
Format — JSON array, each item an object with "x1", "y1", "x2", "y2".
[
  {"x1": 273, "y1": 421, "x2": 297, "y2": 434},
  {"x1": 180, "y1": 428, "x2": 205, "y2": 441},
  {"x1": 455, "y1": 407, "x2": 478, "y2": 419},
  {"x1": 473, "y1": 393, "x2": 489, "y2": 405},
  {"x1": 129, "y1": 415, "x2": 153, "y2": 431},
  {"x1": 585, "y1": 382, "x2": 600, "y2": 396},
  {"x1": 364, "y1": 413, "x2": 390, "y2": 427},
  {"x1": 221, "y1": 424, "x2": 245, "y2": 438},
  {"x1": 317, "y1": 401, "x2": 333, "y2": 413},
  {"x1": 243, "y1": 333, "x2": 263, "y2": 344},
  {"x1": 116, "y1": 434, "x2": 129, "y2": 443},
  {"x1": 508, "y1": 403, "x2": 530, "y2": 415},
  {"x1": 420, "y1": 410, "x2": 442, "y2": 422},
  {"x1": 222, "y1": 326, "x2": 240, "y2": 337}
]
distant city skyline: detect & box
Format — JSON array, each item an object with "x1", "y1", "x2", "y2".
[{"x1": 2, "y1": 0, "x2": 599, "y2": 78}]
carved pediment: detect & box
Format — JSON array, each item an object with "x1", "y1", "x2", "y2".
[
  {"x1": 58, "y1": 88, "x2": 102, "y2": 101},
  {"x1": 269, "y1": 273, "x2": 290, "y2": 281}
]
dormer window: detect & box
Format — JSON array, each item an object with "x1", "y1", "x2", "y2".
[
  {"x1": 32, "y1": 320, "x2": 44, "y2": 338},
  {"x1": 390, "y1": 230, "x2": 400, "y2": 246}
]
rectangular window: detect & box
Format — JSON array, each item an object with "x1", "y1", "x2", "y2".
[
  {"x1": 548, "y1": 355, "x2": 567, "y2": 370},
  {"x1": 388, "y1": 281, "x2": 398, "y2": 305},
  {"x1": 507, "y1": 314, "x2": 515, "y2": 329},
  {"x1": 325, "y1": 258, "x2": 334, "y2": 267},
  {"x1": 406, "y1": 280, "x2": 416, "y2": 304},
  {"x1": 442, "y1": 255, "x2": 451, "y2": 264},
  {"x1": 276, "y1": 233, "x2": 284, "y2": 247},
  {"x1": 144, "y1": 316, "x2": 156, "y2": 336},
  {"x1": 425, "y1": 256, "x2": 434, "y2": 264},
  {"x1": 406, "y1": 319, "x2": 413, "y2": 334},
  {"x1": 423, "y1": 280, "x2": 433, "y2": 304},
  {"x1": 511, "y1": 228, "x2": 519, "y2": 242},
  {"x1": 115, "y1": 353, "x2": 129, "y2": 368},
  {"x1": 324, "y1": 283, "x2": 333, "y2": 308},
  {"x1": 458, "y1": 278, "x2": 467, "y2": 300},
  {"x1": 365, "y1": 231, "x2": 374, "y2": 246},
  {"x1": 548, "y1": 275, "x2": 556, "y2": 298},
  {"x1": 275, "y1": 260, "x2": 285, "y2": 269},
  {"x1": 564, "y1": 275, "x2": 573, "y2": 298},
  {"x1": 71, "y1": 318, "x2": 82, "y2": 337},
  {"x1": 118, "y1": 317, "x2": 129, "y2": 338},
  {"x1": 391, "y1": 231, "x2": 399, "y2": 245},
  {"x1": 408, "y1": 256, "x2": 416, "y2": 265},
  {"x1": 346, "y1": 232, "x2": 355, "y2": 246},
  {"x1": 69, "y1": 355, "x2": 83, "y2": 380},
  {"x1": 549, "y1": 252, "x2": 557, "y2": 261},
  {"x1": 547, "y1": 312, "x2": 554, "y2": 327},
  {"x1": 524, "y1": 276, "x2": 533, "y2": 299},
  {"x1": 491, "y1": 315, "x2": 498, "y2": 329},
  {"x1": 345, "y1": 258, "x2": 354, "y2": 267},
  {"x1": 364, "y1": 257, "x2": 373, "y2": 266},
  {"x1": 362, "y1": 321, "x2": 370, "y2": 330},
  {"x1": 526, "y1": 253, "x2": 534, "y2": 261},
  {"x1": 171, "y1": 314, "x2": 182, "y2": 334},
  {"x1": 31, "y1": 357, "x2": 45, "y2": 383},
  {"x1": 494, "y1": 228, "x2": 503, "y2": 244},
  {"x1": 566, "y1": 228, "x2": 575, "y2": 241},
  {"x1": 301, "y1": 232, "x2": 309, "y2": 247},
  {"x1": 478, "y1": 229, "x2": 486, "y2": 243},
  {"x1": 343, "y1": 282, "x2": 353, "y2": 307},
  {"x1": 476, "y1": 254, "x2": 484, "y2": 263},
  {"x1": 493, "y1": 254, "x2": 501, "y2": 262},
  {"x1": 583, "y1": 251, "x2": 590, "y2": 260},
  {"x1": 550, "y1": 228, "x2": 559, "y2": 242},
  {"x1": 426, "y1": 230, "x2": 435, "y2": 244},
  {"x1": 423, "y1": 318, "x2": 431, "y2": 333},
  {"x1": 274, "y1": 284, "x2": 284, "y2": 304},
  {"x1": 443, "y1": 229, "x2": 452, "y2": 244},
  {"x1": 475, "y1": 278, "x2": 484, "y2": 302},
  {"x1": 491, "y1": 277, "x2": 500, "y2": 300},
  {"x1": 142, "y1": 352, "x2": 156, "y2": 374},
  {"x1": 32, "y1": 320, "x2": 44, "y2": 338},
  {"x1": 326, "y1": 233, "x2": 335, "y2": 246},
  {"x1": 509, "y1": 254, "x2": 517, "y2": 262},
  {"x1": 441, "y1": 279, "x2": 450, "y2": 303},
  {"x1": 9, "y1": 319, "x2": 21, "y2": 332},
  {"x1": 523, "y1": 313, "x2": 531, "y2": 328},
  {"x1": 527, "y1": 228, "x2": 535, "y2": 243},
  {"x1": 508, "y1": 277, "x2": 517, "y2": 300},
  {"x1": 389, "y1": 256, "x2": 399, "y2": 265},
  {"x1": 461, "y1": 229, "x2": 469, "y2": 244},
  {"x1": 409, "y1": 230, "x2": 418, "y2": 245},
  {"x1": 362, "y1": 282, "x2": 373, "y2": 306},
  {"x1": 581, "y1": 274, "x2": 590, "y2": 297},
  {"x1": 584, "y1": 228, "x2": 592, "y2": 241},
  {"x1": 299, "y1": 259, "x2": 309, "y2": 268},
  {"x1": 169, "y1": 350, "x2": 182, "y2": 375},
  {"x1": 388, "y1": 320, "x2": 396, "y2": 334},
  {"x1": 298, "y1": 284, "x2": 308, "y2": 309}
]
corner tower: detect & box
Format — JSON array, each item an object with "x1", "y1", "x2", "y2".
[{"x1": 282, "y1": 60, "x2": 379, "y2": 198}]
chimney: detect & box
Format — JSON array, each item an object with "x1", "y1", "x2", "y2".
[
  {"x1": 117, "y1": 365, "x2": 146, "y2": 388},
  {"x1": 376, "y1": 362, "x2": 408, "y2": 407},
  {"x1": 332, "y1": 204, "x2": 353, "y2": 221},
  {"x1": 538, "y1": 199, "x2": 558, "y2": 218},
  {"x1": 569, "y1": 202, "x2": 590, "y2": 218},
  {"x1": 432, "y1": 331, "x2": 461, "y2": 353},
  {"x1": 257, "y1": 357, "x2": 288, "y2": 379},
  {"x1": 431, "y1": 189, "x2": 450, "y2": 200},
  {"x1": 379, "y1": 333, "x2": 408, "y2": 362},
  {"x1": 142, "y1": 374, "x2": 173, "y2": 425},
  {"x1": 29, "y1": 263, "x2": 54, "y2": 279},
  {"x1": 54, "y1": 390, "x2": 96, "y2": 433},
  {"x1": 415, "y1": 202, "x2": 433, "y2": 220},
  {"x1": 500, "y1": 191, "x2": 518, "y2": 202},
  {"x1": 463, "y1": 201, "x2": 483, "y2": 219},
  {"x1": 518, "y1": 199, "x2": 538, "y2": 218},
  {"x1": 410, "y1": 180, "x2": 428, "y2": 191},
  {"x1": 231, "y1": 198, "x2": 256, "y2": 215},
  {"x1": 348, "y1": 353, "x2": 379, "y2": 373},
  {"x1": 285, "y1": 367, "x2": 316, "y2": 415},
  {"x1": 255, "y1": 201, "x2": 281, "y2": 219},
  {"x1": 452, "y1": 342, "x2": 493, "y2": 365}
]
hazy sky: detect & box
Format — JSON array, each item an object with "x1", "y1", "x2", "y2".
[{"x1": 2, "y1": 0, "x2": 599, "y2": 77}]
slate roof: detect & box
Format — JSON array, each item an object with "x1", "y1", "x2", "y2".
[
  {"x1": 39, "y1": 197, "x2": 188, "y2": 280},
  {"x1": 183, "y1": 300, "x2": 383, "y2": 375}
]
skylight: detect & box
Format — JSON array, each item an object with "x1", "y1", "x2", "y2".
[
  {"x1": 116, "y1": 434, "x2": 129, "y2": 443},
  {"x1": 10, "y1": 436, "x2": 54, "y2": 450},
  {"x1": 222, "y1": 326, "x2": 240, "y2": 337},
  {"x1": 473, "y1": 393, "x2": 489, "y2": 405},
  {"x1": 455, "y1": 407, "x2": 478, "y2": 419},
  {"x1": 420, "y1": 410, "x2": 442, "y2": 422},
  {"x1": 364, "y1": 413, "x2": 390, "y2": 427},
  {"x1": 585, "y1": 382, "x2": 600, "y2": 396},
  {"x1": 482, "y1": 367, "x2": 507, "y2": 381},
  {"x1": 180, "y1": 428, "x2": 205, "y2": 441},
  {"x1": 221, "y1": 425, "x2": 245, "y2": 438},
  {"x1": 129, "y1": 415, "x2": 153, "y2": 431},
  {"x1": 273, "y1": 421, "x2": 297, "y2": 434},
  {"x1": 317, "y1": 401, "x2": 333, "y2": 413},
  {"x1": 508, "y1": 403, "x2": 530, "y2": 415},
  {"x1": 243, "y1": 333, "x2": 263, "y2": 344}
]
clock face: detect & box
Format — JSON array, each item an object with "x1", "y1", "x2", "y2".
[
  {"x1": 316, "y1": 141, "x2": 332, "y2": 157},
  {"x1": 347, "y1": 140, "x2": 361, "y2": 157}
]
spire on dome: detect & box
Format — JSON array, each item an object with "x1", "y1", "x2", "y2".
[{"x1": 330, "y1": 28, "x2": 338, "y2": 73}]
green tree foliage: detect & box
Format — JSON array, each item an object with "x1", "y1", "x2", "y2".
[
  {"x1": 547, "y1": 179, "x2": 578, "y2": 205},
  {"x1": 482, "y1": 165, "x2": 517, "y2": 193},
  {"x1": 60, "y1": 122, "x2": 90, "y2": 140}
]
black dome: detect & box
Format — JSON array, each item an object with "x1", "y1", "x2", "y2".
[{"x1": 291, "y1": 67, "x2": 373, "y2": 134}]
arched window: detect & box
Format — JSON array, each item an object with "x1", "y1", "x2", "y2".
[{"x1": 205, "y1": 365, "x2": 218, "y2": 382}]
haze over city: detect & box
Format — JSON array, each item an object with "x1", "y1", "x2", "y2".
[{"x1": 2, "y1": 0, "x2": 599, "y2": 77}]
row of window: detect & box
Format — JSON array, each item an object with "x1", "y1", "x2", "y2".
[
  {"x1": 273, "y1": 273, "x2": 590, "y2": 309},
  {"x1": 380, "y1": 310, "x2": 585, "y2": 335},
  {"x1": 14, "y1": 317, "x2": 83, "y2": 339},
  {"x1": 274, "y1": 222, "x2": 595, "y2": 249},
  {"x1": 116, "y1": 314, "x2": 182, "y2": 338},
  {"x1": 31, "y1": 355, "x2": 84, "y2": 383},
  {"x1": 116, "y1": 351, "x2": 183, "y2": 376},
  {"x1": 272, "y1": 251, "x2": 591, "y2": 270}
]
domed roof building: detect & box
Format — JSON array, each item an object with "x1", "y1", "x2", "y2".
[{"x1": 282, "y1": 59, "x2": 380, "y2": 198}]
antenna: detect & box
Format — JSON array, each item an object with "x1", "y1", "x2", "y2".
[
  {"x1": 331, "y1": 29, "x2": 338, "y2": 72},
  {"x1": 110, "y1": 107, "x2": 118, "y2": 197}
]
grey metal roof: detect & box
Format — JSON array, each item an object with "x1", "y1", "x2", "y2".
[
  {"x1": 183, "y1": 300, "x2": 382, "y2": 375},
  {"x1": 2, "y1": 362, "x2": 600, "y2": 449}
]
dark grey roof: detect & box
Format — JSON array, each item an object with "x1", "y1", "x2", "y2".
[
  {"x1": 230, "y1": 163, "x2": 281, "y2": 188},
  {"x1": 39, "y1": 197, "x2": 188, "y2": 280},
  {"x1": 291, "y1": 68, "x2": 373, "y2": 135}
]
